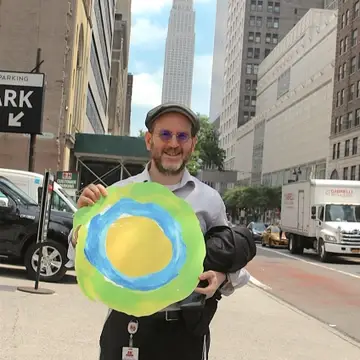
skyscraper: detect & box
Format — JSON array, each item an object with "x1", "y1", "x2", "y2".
[
  {"x1": 219, "y1": 0, "x2": 325, "y2": 170},
  {"x1": 161, "y1": 0, "x2": 195, "y2": 106}
]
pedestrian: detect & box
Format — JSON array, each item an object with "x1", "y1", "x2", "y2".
[{"x1": 67, "y1": 103, "x2": 253, "y2": 360}]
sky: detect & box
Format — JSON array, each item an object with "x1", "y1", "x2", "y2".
[{"x1": 128, "y1": 0, "x2": 217, "y2": 136}]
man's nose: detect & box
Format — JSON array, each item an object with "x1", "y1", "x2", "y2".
[{"x1": 168, "y1": 135, "x2": 180, "y2": 147}]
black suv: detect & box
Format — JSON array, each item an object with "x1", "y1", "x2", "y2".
[{"x1": 0, "y1": 176, "x2": 73, "y2": 282}]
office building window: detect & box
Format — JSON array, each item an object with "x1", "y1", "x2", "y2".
[
  {"x1": 343, "y1": 167, "x2": 349, "y2": 180},
  {"x1": 244, "y1": 96, "x2": 250, "y2": 106},
  {"x1": 332, "y1": 144, "x2": 336, "y2": 160},
  {"x1": 267, "y1": 17, "x2": 272, "y2": 28},
  {"x1": 244, "y1": 111, "x2": 250, "y2": 122},
  {"x1": 340, "y1": 39, "x2": 344, "y2": 55},
  {"x1": 351, "y1": 57, "x2": 356, "y2": 73},
  {"x1": 250, "y1": 16, "x2": 255, "y2": 26},
  {"x1": 345, "y1": 140, "x2": 350, "y2": 157},
  {"x1": 348, "y1": 112, "x2": 354, "y2": 128},
  {"x1": 356, "y1": 109, "x2": 360, "y2": 125},
  {"x1": 346, "y1": 9, "x2": 350, "y2": 26},
  {"x1": 254, "y1": 64, "x2": 259, "y2": 74},
  {"x1": 351, "y1": 166, "x2": 356, "y2": 180},
  {"x1": 255, "y1": 32, "x2": 261, "y2": 43},
  {"x1": 256, "y1": 17, "x2": 262, "y2": 27},
  {"x1": 353, "y1": 137, "x2": 358, "y2": 155},
  {"x1": 247, "y1": 48, "x2": 254, "y2": 58},
  {"x1": 337, "y1": 142, "x2": 340, "y2": 158},
  {"x1": 249, "y1": 32, "x2": 254, "y2": 42},
  {"x1": 352, "y1": 29, "x2": 358, "y2": 47},
  {"x1": 355, "y1": 1, "x2": 360, "y2": 18},
  {"x1": 265, "y1": 33, "x2": 271, "y2": 43},
  {"x1": 349, "y1": 84, "x2": 355, "y2": 101},
  {"x1": 273, "y1": 34, "x2": 278, "y2": 44},
  {"x1": 257, "y1": 1, "x2": 263, "y2": 11},
  {"x1": 334, "y1": 117, "x2": 339, "y2": 133},
  {"x1": 273, "y1": 17, "x2": 279, "y2": 28},
  {"x1": 339, "y1": 116, "x2": 343, "y2": 132},
  {"x1": 344, "y1": 36, "x2": 349, "y2": 52},
  {"x1": 246, "y1": 64, "x2": 252, "y2": 74},
  {"x1": 274, "y1": 2, "x2": 280, "y2": 13},
  {"x1": 254, "y1": 48, "x2": 260, "y2": 59},
  {"x1": 265, "y1": 48, "x2": 271, "y2": 57},
  {"x1": 250, "y1": 0, "x2": 256, "y2": 11},
  {"x1": 267, "y1": 1, "x2": 273, "y2": 12},
  {"x1": 251, "y1": 96, "x2": 256, "y2": 106},
  {"x1": 357, "y1": 81, "x2": 360, "y2": 97},
  {"x1": 245, "y1": 79, "x2": 251, "y2": 90}
]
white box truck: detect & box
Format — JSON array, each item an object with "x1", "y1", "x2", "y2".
[{"x1": 281, "y1": 179, "x2": 360, "y2": 262}]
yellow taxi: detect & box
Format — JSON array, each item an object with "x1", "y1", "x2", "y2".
[{"x1": 261, "y1": 225, "x2": 288, "y2": 248}]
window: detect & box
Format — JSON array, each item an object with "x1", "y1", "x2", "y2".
[
  {"x1": 244, "y1": 111, "x2": 250, "y2": 122},
  {"x1": 337, "y1": 142, "x2": 340, "y2": 158},
  {"x1": 351, "y1": 57, "x2": 356, "y2": 73},
  {"x1": 344, "y1": 36, "x2": 349, "y2": 52},
  {"x1": 272, "y1": 33, "x2": 278, "y2": 44},
  {"x1": 273, "y1": 17, "x2": 279, "y2": 28},
  {"x1": 256, "y1": 17, "x2": 262, "y2": 27},
  {"x1": 353, "y1": 137, "x2": 358, "y2": 155},
  {"x1": 245, "y1": 79, "x2": 251, "y2": 90},
  {"x1": 274, "y1": 2, "x2": 280, "y2": 13},
  {"x1": 257, "y1": 1, "x2": 263, "y2": 11},
  {"x1": 341, "y1": 89, "x2": 345, "y2": 105},
  {"x1": 341, "y1": 13, "x2": 345, "y2": 29},
  {"x1": 351, "y1": 166, "x2": 356, "y2": 180},
  {"x1": 251, "y1": 96, "x2": 256, "y2": 106},
  {"x1": 250, "y1": 0, "x2": 256, "y2": 11},
  {"x1": 336, "y1": 91, "x2": 340, "y2": 107},
  {"x1": 254, "y1": 48, "x2": 260, "y2": 59},
  {"x1": 249, "y1": 16, "x2": 256, "y2": 26},
  {"x1": 246, "y1": 64, "x2": 252, "y2": 74},
  {"x1": 265, "y1": 48, "x2": 271, "y2": 57},
  {"x1": 335, "y1": 117, "x2": 339, "y2": 133},
  {"x1": 267, "y1": 1, "x2": 273, "y2": 12},
  {"x1": 348, "y1": 112, "x2": 354, "y2": 128},
  {"x1": 338, "y1": 65, "x2": 342, "y2": 81},
  {"x1": 247, "y1": 48, "x2": 254, "y2": 58},
  {"x1": 345, "y1": 140, "x2": 350, "y2": 157},
  {"x1": 250, "y1": 111, "x2": 256, "y2": 118},
  {"x1": 340, "y1": 39, "x2": 344, "y2": 55},
  {"x1": 267, "y1": 17, "x2": 272, "y2": 27},
  {"x1": 352, "y1": 29, "x2": 358, "y2": 47},
  {"x1": 249, "y1": 32, "x2": 254, "y2": 42},
  {"x1": 333, "y1": 144, "x2": 336, "y2": 160},
  {"x1": 342, "y1": 62, "x2": 347, "y2": 78},
  {"x1": 343, "y1": 167, "x2": 349, "y2": 180},
  {"x1": 349, "y1": 83, "x2": 355, "y2": 101},
  {"x1": 357, "y1": 81, "x2": 360, "y2": 97},
  {"x1": 255, "y1": 32, "x2": 261, "y2": 43},
  {"x1": 265, "y1": 33, "x2": 271, "y2": 43},
  {"x1": 244, "y1": 96, "x2": 250, "y2": 106},
  {"x1": 356, "y1": 109, "x2": 360, "y2": 126},
  {"x1": 252, "y1": 80, "x2": 257, "y2": 89},
  {"x1": 254, "y1": 64, "x2": 259, "y2": 74},
  {"x1": 346, "y1": 9, "x2": 350, "y2": 26},
  {"x1": 355, "y1": 1, "x2": 360, "y2": 18},
  {"x1": 339, "y1": 116, "x2": 343, "y2": 132}
]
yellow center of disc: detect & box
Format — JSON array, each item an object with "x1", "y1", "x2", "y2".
[{"x1": 105, "y1": 216, "x2": 172, "y2": 277}]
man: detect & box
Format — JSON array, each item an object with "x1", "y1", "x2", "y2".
[{"x1": 67, "y1": 103, "x2": 250, "y2": 360}]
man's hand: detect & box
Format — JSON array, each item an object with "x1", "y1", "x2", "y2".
[
  {"x1": 71, "y1": 225, "x2": 81, "y2": 247},
  {"x1": 194, "y1": 271, "x2": 227, "y2": 299},
  {"x1": 77, "y1": 184, "x2": 108, "y2": 208}
]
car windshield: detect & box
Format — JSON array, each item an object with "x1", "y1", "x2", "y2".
[
  {"x1": 253, "y1": 223, "x2": 266, "y2": 232},
  {"x1": 1, "y1": 177, "x2": 38, "y2": 206}
]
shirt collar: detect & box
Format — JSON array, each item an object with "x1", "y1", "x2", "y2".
[{"x1": 138, "y1": 162, "x2": 195, "y2": 189}]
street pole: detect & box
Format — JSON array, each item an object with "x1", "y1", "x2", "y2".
[{"x1": 28, "y1": 48, "x2": 42, "y2": 172}]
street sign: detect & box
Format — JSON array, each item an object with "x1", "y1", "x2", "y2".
[
  {"x1": 56, "y1": 171, "x2": 78, "y2": 190},
  {"x1": 0, "y1": 70, "x2": 45, "y2": 134}
]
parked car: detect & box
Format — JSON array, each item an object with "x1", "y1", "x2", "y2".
[
  {"x1": 261, "y1": 225, "x2": 288, "y2": 248},
  {"x1": 0, "y1": 176, "x2": 73, "y2": 282},
  {"x1": 247, "y1": 222, "x2": 267, "y2": 242}
]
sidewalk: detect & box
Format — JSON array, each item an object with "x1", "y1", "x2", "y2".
[{"x1": 0, "y1": 269, "x2": 359, "y2": 359}]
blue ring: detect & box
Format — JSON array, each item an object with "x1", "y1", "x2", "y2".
[{"x1": 84, "y1": 198, "x2": 187, "y2": 291}]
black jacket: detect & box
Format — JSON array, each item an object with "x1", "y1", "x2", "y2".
[{"x1": 203, "y1": 224, "x2": 257, "y2": 273}]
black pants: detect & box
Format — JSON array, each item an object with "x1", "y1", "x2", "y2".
[{"x1": 99, "y1": 310, "x2": 211, "y2": 360}]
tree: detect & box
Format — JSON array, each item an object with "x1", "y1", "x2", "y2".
[
  {"x1": 138, "y1": 129, "x2": 146, "y2": 137},
  {"x1": 187, "y1": 115, "x2": 225, "y2": 176}
]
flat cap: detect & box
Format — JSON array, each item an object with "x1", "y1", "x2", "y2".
[{"x1": 145, "y1": 102, "x2": 200, "y2": 135}]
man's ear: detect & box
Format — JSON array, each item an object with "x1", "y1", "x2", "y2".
[
  {"x1": 144, "y1": 131, "x2": 152, "y2": 151},
  {"x1": 191, "y1": 136, "x2": 198, "y2": 152}
]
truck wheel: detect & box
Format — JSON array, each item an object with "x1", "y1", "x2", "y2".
[
  {"x1": 318, "y1": 238, "x2": 331, "y2": 263},
  {"x1": 288, "y1": 234, "x2": 304, "y2": 255},
  {"x1": 24, "y1": 240, "x2": 68, "y2": 283}
]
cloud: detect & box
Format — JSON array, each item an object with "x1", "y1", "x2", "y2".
[
  {"x1": 131, "y1": 19, "x2": 167, "y2": 48},
  {"x1": 131, "y1": 0, "x2": 213, "y2": 14},
  {"x1": 132, "y1": 70, "x2": 164, "y2": 107}
]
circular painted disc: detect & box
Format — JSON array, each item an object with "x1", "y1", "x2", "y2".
[{"x1": 74, "y1": 182, "x2": 205, "y2": 317}]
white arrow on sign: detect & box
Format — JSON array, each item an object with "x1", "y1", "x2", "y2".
[{"x1": 8, "y1": 112, "x2": 24, "y2": 127}]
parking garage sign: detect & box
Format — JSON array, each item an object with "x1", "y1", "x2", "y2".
[{"x1": 0, "y1": 70, "x2": 45, "y2": 134}]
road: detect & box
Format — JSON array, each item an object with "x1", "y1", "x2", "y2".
[{"x1": 247, "y1": 244, "x2": 360, "y2": 343}]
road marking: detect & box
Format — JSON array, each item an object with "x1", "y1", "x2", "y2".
[
  {"x1": 257, "y1": 245, "x2": 360, "y2": 280},
  {"x1": 249, "y1": 276, "x2": 272, "y2": 290}
]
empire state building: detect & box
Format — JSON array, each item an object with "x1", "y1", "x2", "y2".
[{"x1": 161, "y1": 0, "x2": 195, "y2": 107}]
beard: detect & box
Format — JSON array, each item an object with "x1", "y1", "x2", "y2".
[{"x1": 151, "y1": 142, "x2": 190, "y2": 176}]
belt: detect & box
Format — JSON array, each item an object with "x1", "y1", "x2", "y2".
[{"x1": 153, "y1": 310, "x2": 181, "y2": 322}]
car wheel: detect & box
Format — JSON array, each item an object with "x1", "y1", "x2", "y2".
[{"x1": 24, "y1": 240, "x2": 68, "y2": 283}]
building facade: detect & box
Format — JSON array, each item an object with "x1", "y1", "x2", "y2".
[
  {"x1": 84, "y1": 0, "x2": 116, "y2": 135},
  {"x1": 209, "y1": 0, "x2": 228, "y2": 123},
  {"x1": 161, "y1": 0, "x2": 195, "y2": 107},
  {"x1": 234, "y1": 9, "x2": 337, "y2": 186},
  {"x1": 219, "y1": 0, "x2": 325, "y2": 170},
  {"x1": 0, "y1": 0, "x2": 92, "y2": 172},
  {"x1": 327, "y1": 0, "x2": 360, "y2": 181},
  {"x1": 108, "y1": 0, "x2": 132, "y2": 136}
]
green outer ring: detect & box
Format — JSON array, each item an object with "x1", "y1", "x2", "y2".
[{"x1": 74, "y1": 182, "x2": 206, "y2": 317}]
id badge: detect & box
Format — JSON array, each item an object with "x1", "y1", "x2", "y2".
[{"x1": 122, "y1": 347, "x2": 139, "y2": 360}]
